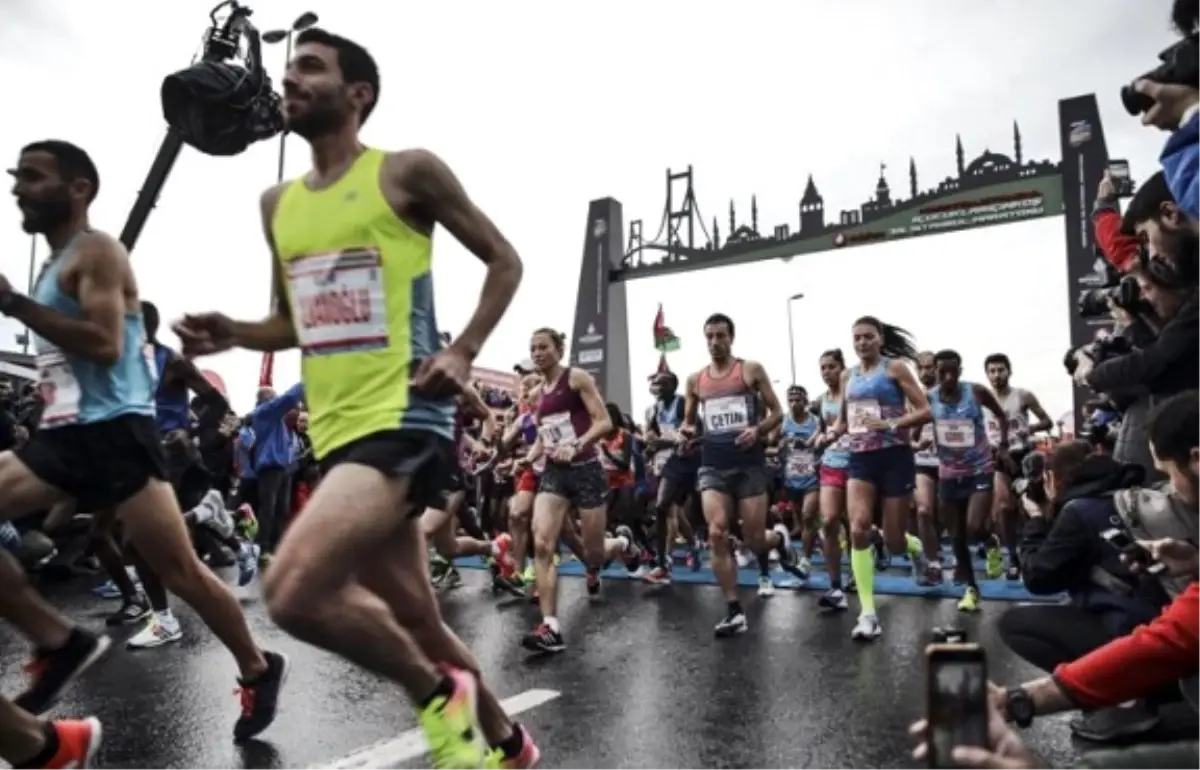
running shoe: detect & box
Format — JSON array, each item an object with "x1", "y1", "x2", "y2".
[
  {"x1": 521, "y1": 623, "x2": 566, "y2": 654},
  {"x1": 713, "y1": 610, "x2": 748, "y2": 638},
  {"x1": 642, "y1": 565, "x2": 672, "y2": 586},
  {"x1": 233, "y1": 650, "x2": 290, "y2": 742},
  {"x1": 104, "y1": 596, "x2": 151, "y2": 627},
  {"x1": 797, "y1": 555, "x2": 813, "y2": 576},
  {"x1": 817, "y1": 588, "x2": 848, "y2": 612},
  {"x1": 909, "y1": 551, "x2": 930, "y2": 582},
  {"x1": 985, "y1": 546, "x2": 1004, "y2": 579},
  {"x1": 485, "y1": 723, "x2": 541, "y2": 769},
  {"x1": 434, "y1": 566, "x2": 463, "y2": 591},
  {"x1": 850, "y1": 614, "x2": 882, "y2": 641},
  {"x1": 419, "y1": 666, "x2": 489, "y2": 768},
  {"x1": 90, "y1": 580, "x2": 126, "y2": 600},
  {"x1": 756, "y1": 575, "x2": 775, "y2": 597},
  {"x1": 957, "y1": 586, "x2": 981, "y2": 613},
  {"x1": 127, "y1": 613, "x2": 183, "y2": 650},
  {"x1": 493, "y1": 533, "x2": 518, "y2": 580},
  {"x1": 918, "y1": 564, "x2": 944, "y2": 587},
  {"x1": 1005, "y1": 564, "x2": 1021, "y2": 581},
  {"x1": 40, "y1": 717, "x2": 104, "y2": 769},
  {"x1": 237, "y1": 543, "x2": 261, "y2": 587},
  {"x1": 585, "y1": 567, "x2": 601, "y2": 599},
  {"x1": 15, "y1": 629, "x2": 112, "y2": 715}
]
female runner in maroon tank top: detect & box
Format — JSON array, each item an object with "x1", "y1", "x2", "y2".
[{"x1": 520, "y1": 329, "x2": 640, "y2": 654}]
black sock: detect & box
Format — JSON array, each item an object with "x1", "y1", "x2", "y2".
[
  {"x1": 15, "y1": 722, "x2": 59, "y2": 769},
  {"x1": 419, "y1": 676, "x2": 456, "y2": 710},
  {"x1": 727, "y1": 600, "x2": 742, "y2": 616},
  {"x1": 495, "y1": 723, "x2": 525, "y2": 756}
]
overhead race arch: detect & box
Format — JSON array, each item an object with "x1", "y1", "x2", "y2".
[{"x1": 568, "y1": 94, "x2": 1115, "y2": 424}]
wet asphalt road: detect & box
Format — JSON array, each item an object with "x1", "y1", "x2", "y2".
[{"x1": 0, "y1": 570, "x2": 1106, "y2": 768}]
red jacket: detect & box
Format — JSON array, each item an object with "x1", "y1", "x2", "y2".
[
  {"x1": 1093, "y1": 203, "x2": 1140, "y2": 274},
  {"x1": 1054, "y1": 581, "x2": 1198, "y2": 707}
]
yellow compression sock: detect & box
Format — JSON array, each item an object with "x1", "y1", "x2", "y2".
[
  {"x1": 905, "y1": 532, "x2": 923, "y2": 556},
  {"x1": 851, "y1": 547, "x2": 876, "y2": 616}
]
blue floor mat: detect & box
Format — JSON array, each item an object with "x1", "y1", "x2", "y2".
[{"x1": 453, "y1": 555, "x2": 1063, "y2": 604}]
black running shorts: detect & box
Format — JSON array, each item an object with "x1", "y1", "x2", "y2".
[
  {"x1": 18, "y1": 414, "x2": 168, "y2": 512},
  {"x1": 539, "y1": 460, "x2": 607, "y2": 510},
  {"x1": 319, "y1": 429, "x2": 453, "y2": 516}
]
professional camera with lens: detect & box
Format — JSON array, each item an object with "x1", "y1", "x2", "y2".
[
  {"x1": 1120, "y1": 33, "x2": 1200, "y2": 116},
  {"x1": 160, "y1": 1, "x2": 283, "y2": 157}
]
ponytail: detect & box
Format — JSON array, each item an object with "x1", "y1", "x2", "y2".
[{"x1": 853, "y1": 316, "x2": 918, "y2": 362}]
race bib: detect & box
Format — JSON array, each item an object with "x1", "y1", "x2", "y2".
[
  {"x1": 936, "y1": 419, "x2": 975, "y2": 449},
  {"x1": 288, "y1": 248, "x2": 389, "y2": 356},
  {"x1": 539, "y1": 411, "x2": 577, "y2": 448},
  {"x1": 847, "y1": 399, "x2": 881, "y2": 435},
  {"x1": 985, "y1": 417, "x2": 1003, "y2": 446},
  {"x1": 37, "y1": 351, "x2": 81, "y2": 427},
  {"x1": 786, "y1": 449, "x2": 816, "y2": 478},
  {"x1": 704, "y1": 395, "x2": 749, "y2": 434}
]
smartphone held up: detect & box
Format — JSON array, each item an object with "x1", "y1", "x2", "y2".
[{"x1": 925, "y1": 643, "x2": 989, "y2": 768}]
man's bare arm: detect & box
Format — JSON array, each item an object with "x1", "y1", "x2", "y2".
[
  {"x1": 232, "y1": 185, "x2": 298, "y2": 352},
  {"x1": 401, "y1": 150, "x2": 522, "y2": 360},
  {"x1": 2, "y1": 232, "x2": 125, "y2": 365},
  {"x1": 1023, "y1": 391, "x2": 1054, "y2": 434},
  {"x1": 682, "y1": 373, "x2": 700, "y2": 431}
]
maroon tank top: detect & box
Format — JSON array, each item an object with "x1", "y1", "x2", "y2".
[{"x1": 535, "y1": 367, "x2": 596, "y2": 462}]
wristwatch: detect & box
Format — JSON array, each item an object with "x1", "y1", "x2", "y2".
[{"x1": 1004, "y1": 687, "x2": 1035, "y2": 728}]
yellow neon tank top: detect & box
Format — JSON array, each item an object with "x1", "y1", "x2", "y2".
[{"x1": 271, "y1": 147, "x2": 453, "y2": 459}]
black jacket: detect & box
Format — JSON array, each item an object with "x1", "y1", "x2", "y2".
[
  {"x1": 1086, "y1": 291, "x2": 1199, "y2": 397},
  {"x1": 1018, "y1": 455, "x2": 1169, "y2": 634}
]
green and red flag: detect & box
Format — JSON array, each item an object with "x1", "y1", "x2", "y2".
[{"x1": 653, "y1": 304, "x2": 680, "y2": 353}]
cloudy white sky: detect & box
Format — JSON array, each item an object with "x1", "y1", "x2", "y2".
[{"x1": 0, "y1": 0, "x2": 1176, "y2": 417}]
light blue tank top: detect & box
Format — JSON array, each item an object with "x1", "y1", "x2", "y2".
[
  {"x1": 928, "y1": 382, "x2": 993, "y2": 479},
  {"x1": 819, "y1": 393, "x2": 849, "y2": 469},
  {"x1": 781, "y1": 412, "x2": 820, "y2": 487},
  {"x1": 845, "y1": 357, "x2": 908, "y2": 453},
  {"x1": 32, "y1": 235, "x2": 156, "y2": 429}
]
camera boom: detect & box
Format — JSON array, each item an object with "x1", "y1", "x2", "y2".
[{"x1": 119, "y1": 1, "x2": 276, "y2": 253}]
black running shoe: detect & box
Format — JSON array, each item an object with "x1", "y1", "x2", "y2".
[
  {"x1": 491, "y1": 573, "x2": 526, "y2": 598},
  {"x1": 521, "y1": 623, "x2": 565, "y2": 654},
  {"x1": 14, "y1": 629, "x2": 112, "y2": 715},
  {"x1": 713, "y1": 611, "x2": 748, "y2": 638},
  {"x1": 105, "y1": 597, "x2": 151, "y2": 627},
  {"x1": 233, "y1": 650, "x2": 290, "y2": 742}
]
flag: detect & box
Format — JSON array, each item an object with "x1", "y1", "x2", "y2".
[
  {"x1": 259, "y1": 352, "x2": 274, "y2": 387},
  {"x1": 653, "y1": 304, "x2": 681, "y2": 353}
]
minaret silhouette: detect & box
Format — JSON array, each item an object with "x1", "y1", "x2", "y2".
[
  {"x1": 955, "y1": 134, "x2": 965, "y2": 176},
  {"x1": 728, "y1": 200, "x2": 735, "y2": 235},
  {"x1": 712, "y1": 217, "x2": 720, "y2": 249},
  {"x1": 1013, "y1": 120, "x2": 1023, "y2": 165},
  {"x1": 751, "y1": 195, "x2": 758, "y2": 233},
  {"x1": 909, "y1": 157, "x2": 918, "y2": 199}
]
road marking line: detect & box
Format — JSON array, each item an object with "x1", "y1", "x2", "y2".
[{"x1": 312, "y1": 688, "x2": 561, "y2": 769}]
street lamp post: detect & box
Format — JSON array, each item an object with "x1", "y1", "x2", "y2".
[
  {"x1": 259, "y1": 12, "x2": 318, "y2": 385},
  {"x1": 786, "y1": 292, "x2": 804, "y2": 385},
  {"x1": 262, "y1": 11, "x2": 319, "y2": 185}
]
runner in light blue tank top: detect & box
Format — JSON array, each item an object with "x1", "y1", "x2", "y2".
[
  {"x1": 6, "y1": 140, "x2": 286, "y2": 738},
  {"x1": 910, "y1": 350, "x2": 1011, "y2": 613},
  {"x1": 781, "y1": 385, "x2": 821, "y2": 577},
  {"x1": 31, "y1": 234, "x2": 155, "y2": 429},
  {"x1": 833, "y1": 317, "x2": 930, "y2": 642},
  {"x1": 813, "y1": 349, "x2": 852, "y2": 612}
]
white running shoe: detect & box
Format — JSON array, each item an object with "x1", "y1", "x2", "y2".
[
  {"x1": 127, "y1": 613, "x2": 183, "y2": 649},
  {"x1": 850, "y1": 613, "x2": 882, "y2": 642},
  {"x1": 757, "y1": 575, "x2": 775, "y2": 597}
]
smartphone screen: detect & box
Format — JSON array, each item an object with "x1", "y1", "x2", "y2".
[
  {"x1": 927, "y1": 644, "x2": 989, "y2": 768},
  {"x1": 1107, "y1": 160, "x2": 1131, "y2": 180},
  {"x1": 1100, "y1": 527, "x2": 1135, "y2": 550}
]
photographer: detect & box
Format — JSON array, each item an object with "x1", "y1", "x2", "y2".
[
  {"x1": 1000, "y1": 441, "x2": 1167, "y2": 740},
  {"x1": 1073, "y1": 174, "x2": 1198, "y2": 411}
]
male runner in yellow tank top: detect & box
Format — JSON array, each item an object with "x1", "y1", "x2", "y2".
[{"x1": 173, "y1": 28, "x2": 538, "y2": 769}]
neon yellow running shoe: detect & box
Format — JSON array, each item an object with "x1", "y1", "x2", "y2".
[
  {"x1": 521, "y1": 563, "x2": 535, "y2": 583},
  {"x1": 418, "y1": 667, "x2": 488, "y2": 769},
  {"x1": 957, "y1": 586, "x2": 981, "y2": 613},
  {"x1": 984, "y1": 547, "x2": 1004, "y2": 579}
]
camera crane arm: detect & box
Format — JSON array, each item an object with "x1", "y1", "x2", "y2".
[{"x1": 117, "y1": 1, "x2": 260, "y2": 253}]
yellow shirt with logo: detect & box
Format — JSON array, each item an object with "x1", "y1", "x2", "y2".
[{"x1": 272, "y1": 148, "x2": 453, "y2": 458}]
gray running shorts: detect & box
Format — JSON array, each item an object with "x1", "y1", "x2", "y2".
[{"x1": 697, "y1": 465, "x2": 769, "y2": 500}]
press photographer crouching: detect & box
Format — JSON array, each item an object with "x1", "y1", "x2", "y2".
[
  {"x1": 999, "y1": 441, "x2": 1168, "y2": 742},
  {"x1": 988, "y1": 393, "x2": 1200, "y2": 762}
]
